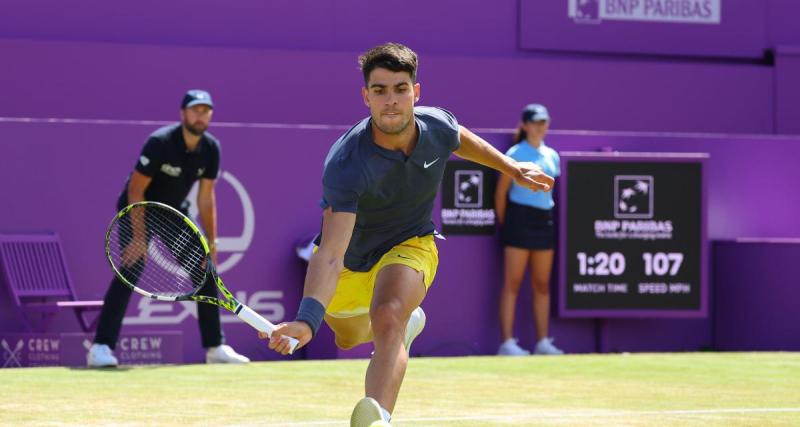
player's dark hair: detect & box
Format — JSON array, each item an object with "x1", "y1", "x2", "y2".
[{"x1": 358, "y1": 43, "x2": 418, "y2": 84}]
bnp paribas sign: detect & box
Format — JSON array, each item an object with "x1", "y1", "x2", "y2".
[{"x1": 568, "y1": 0, "x2": 721, "y2": 24}]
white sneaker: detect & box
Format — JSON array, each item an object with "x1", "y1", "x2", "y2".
[
  {"x1": 350, "y1": 397, "x2": 388, "y2": 427},
  {"x1": 295, "y1": 236, "x2": 317, "y2": 262},
  {"x1": 534, "y1": 337, "x2": 564, "y2": 355},
  {"x1": 87, "y1": 343, "x2": 118, "y2": 367},
  {"x1": 497, "y1": 338, "x2": 530, "y2": 356},
  {"x1": 206, "y1": 344, "x2": 250, "y2": 364},
  {"x1": 404, "y1": 307, "x2": 426, "y2": 354}
]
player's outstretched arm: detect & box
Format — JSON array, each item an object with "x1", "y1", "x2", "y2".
[
  {"x1": 454, "y1": 126, "x2": 554, "y2": 192},
  {"x1": 261, "y1": 208, "x2": 356, "y2": 355}
]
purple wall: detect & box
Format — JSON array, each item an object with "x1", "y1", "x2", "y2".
[
  {"x1": 2, "y1": 119, "x2": 799, "y2": 361},
  {"x1": 0, "y1": 0, "x2": 519, "y2": 56},
  {"x1": 775, "y1": 46, "x2": 800, "y2": 134},
  {"x1": 713, "y1": 240, "x2": 800, "y2": 351},
  {"x1": 0, "y1": 39, "x2": 775, "y2": 134},
  {"x1": 2, "y1": 1, "x2": 799, "y2": 361},
  {"x1": 767, "y1": 0, "x2": 800, "y2": 47},
  {"x1": 2, "y1": 1, "x2": 798, "y2": 136},
  {"x1": 1, "y1": 0, "x2": 797, "y2": 57}
]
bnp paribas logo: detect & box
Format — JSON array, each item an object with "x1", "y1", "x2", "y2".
[
  {"x1": 455, "y1": 170, "x2": 483, "y2": 208},
  {"x1": 614, "y1": 175, "x2": 654, "y2": 219},
  {"x1": 568, "y1": 0, "x2": 721, "y2": 25}
]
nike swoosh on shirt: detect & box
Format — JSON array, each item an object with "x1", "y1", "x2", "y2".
[{"x1": 423, "y1": 158, "x2": 440, "y2": 168}]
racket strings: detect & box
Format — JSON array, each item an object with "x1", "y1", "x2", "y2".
[{"x1": 108, "y1": 204, "x2": 208, "y2": 297}]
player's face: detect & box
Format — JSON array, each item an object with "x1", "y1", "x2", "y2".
[
  {"x1": 181, "y1": 105, "x2": 213, "y2": 136},
  {"x1": 523, "y1": 120, "x2": 549, "y2": 143},
  {"x1": 362, "y1": 68, "x2": 420, "y2": 136}
]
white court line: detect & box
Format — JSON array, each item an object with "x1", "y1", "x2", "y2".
[{"x1": 266, "y1": 407, "x2": 800, "y2": 426}]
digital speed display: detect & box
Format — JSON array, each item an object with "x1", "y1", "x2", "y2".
[{"x1": 558, "y1": 153, "x2": 707, "y2": 317}]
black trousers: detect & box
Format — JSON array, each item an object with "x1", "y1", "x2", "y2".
[
  {"x1": 93, "y1": 275, "x2": 223, "y2": 349},
  {"x1": 94, "y1": 205, "x2": 223, "y2": 349}
]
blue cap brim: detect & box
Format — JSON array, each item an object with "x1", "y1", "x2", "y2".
[
  {"x1": 526, "y1": 116, "x2": 549, "y2": 122},
  {"x1": 184, "y1": 100, "x2": 213, "y2": 109}
]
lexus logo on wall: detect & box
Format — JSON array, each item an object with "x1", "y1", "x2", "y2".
[{"x1": 614, "y1": 175, "x2": 653, "y2": 219}]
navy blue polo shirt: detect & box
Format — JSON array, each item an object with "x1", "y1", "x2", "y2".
[
  {"x1": 117, "y1": 124, "x2": 220, "y2": 211},
  {"x1": 319, "y1": 106, "x2": 461, "y2": 272}
]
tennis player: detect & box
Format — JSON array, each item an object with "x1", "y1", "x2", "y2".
[
  {"x1": 88, "y1": 90, "x2": 249, "y2": 367},
  {"x1": 261, "y1": 43, "x2": 553, "y2": 426}
]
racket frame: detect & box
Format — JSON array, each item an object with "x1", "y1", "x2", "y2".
[{"x1": 105, "y1": 201, "x2": 299, "y2": 353}]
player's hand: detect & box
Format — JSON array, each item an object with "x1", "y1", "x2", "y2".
[
  {"x1": 121, "y1": 240, "x2": 148, "y2": 267},
  {"x1": 258, "y1": 321, "x2": 312, "y2": 355},
  {"x1": 513, "y1": 161, "x2": 554, "y2": 192}
]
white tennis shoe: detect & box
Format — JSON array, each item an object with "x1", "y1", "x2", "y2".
[
  {"x1": 404, "y1": 307, "x2": 426, "y2": 354},
  {"x1": 87, "y1": 343, "x2": 119, "y2": 367},
  {"x1": 534, "y1": 337, "x2": 564, "y2": 355},
  {"x1": 497, "y1": 338, "x2": 530, "y2": 356},
  {"x1": 350, "y1": 397, "x2": 386, "y2": 427},
  {"x1": 206, "y1": 344, "x2": 250, "y2": 364}
]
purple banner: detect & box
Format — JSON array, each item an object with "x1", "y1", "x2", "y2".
[
  {"x1": 0, "y1": 332, "x2": 182, "y2": 368},
  {"x1": 520, "y1": 0, "x2": 766, "y2": 58},
  {"x1": 2, "y1": 122, "x2": 800, "y2": 357}
]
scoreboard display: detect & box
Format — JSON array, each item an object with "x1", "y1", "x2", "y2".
[{"x1": 558, "y1": 152, "x2": 708, "y2": 317}]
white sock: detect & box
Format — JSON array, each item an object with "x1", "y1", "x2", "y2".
[{"x1": 380, "y1": 406, "x2": 391, "y2": 422}]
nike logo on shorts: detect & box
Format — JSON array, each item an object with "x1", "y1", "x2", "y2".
[{"x1": 397, "y1": 254, "x2": 413, "y2": 260}]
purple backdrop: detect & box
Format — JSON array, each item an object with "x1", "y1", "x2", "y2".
[
  {"x1": 1, "y1": 0, "x2": 798, "y2": 56},
  {"x1": 2, "y1": 119, "x2": 800, "y2": 362},
  {"x1": 2, "y1": 0, "x2": 800, "y2": 363},
  {"x1": 0, "y1": 39, "x2": 776, "y2": 134},
  {"x1": 775, "y1": 46, "x2": 800, "y2": 134},
  {"x1": 713, "y1": 239, "x2": 800, "y2": 351}
]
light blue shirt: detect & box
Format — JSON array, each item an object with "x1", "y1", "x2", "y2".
[{"x1": 506, "y1": 141, "x2": 560, "y2": 210}]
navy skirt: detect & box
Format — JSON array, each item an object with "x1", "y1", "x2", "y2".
[{"x1": 501, "y1": 201, "x2": 555, "y2": 250}]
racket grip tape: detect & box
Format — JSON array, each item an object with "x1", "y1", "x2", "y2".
[{"x1": 236, "y1": 304, "x2": 300, "y2": 354}]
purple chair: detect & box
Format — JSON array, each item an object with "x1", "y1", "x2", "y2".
[{"x1": 0, "y1": 234, "x2": 103, "y2": 332}]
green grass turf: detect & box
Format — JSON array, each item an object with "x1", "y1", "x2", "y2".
[{"x1": 1, "y1": 353, "x2": 799, "y2": 426}]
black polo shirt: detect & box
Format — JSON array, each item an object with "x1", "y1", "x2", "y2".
[
  {"x1": 319, "y1": 106, "x2": 461, "y2": 272},
  {"x1": 117, "y1": 124, "x2": 221, "y2": 212}
]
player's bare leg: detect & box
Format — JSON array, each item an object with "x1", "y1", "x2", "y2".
[
  {"x1": 325, "y1": 313, "x2": 373, "y2": 349},
  {"x1": 366, "y1": 263, "x2": 426, "y2": 413}
]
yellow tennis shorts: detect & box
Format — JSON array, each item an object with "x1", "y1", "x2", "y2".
[{"x1": 326, "y1": 235, "x2": 439, "y2": 318}]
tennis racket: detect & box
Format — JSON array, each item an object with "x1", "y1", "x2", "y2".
[{"x1": 104, "y1": 201, "x2": 298, "y2": 354}]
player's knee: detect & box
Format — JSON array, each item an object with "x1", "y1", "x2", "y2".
[{"x1": 370, "y1": 302, "x2": 405, "y2": 337}]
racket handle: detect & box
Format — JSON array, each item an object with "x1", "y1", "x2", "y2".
[{"x1": 236, "y1": 304, "x2": 300, "y2": 355}]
